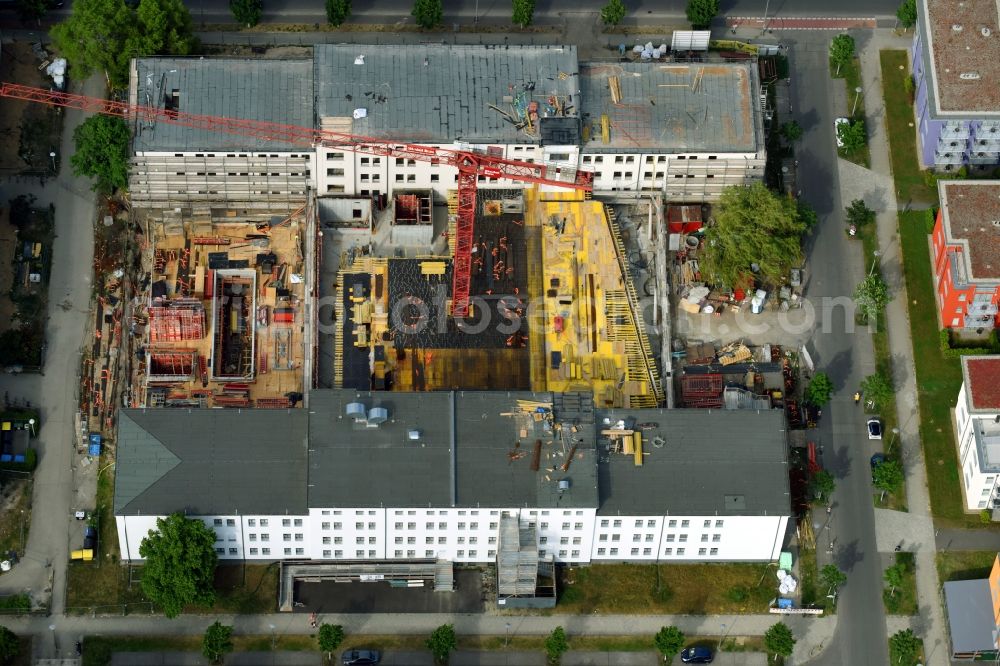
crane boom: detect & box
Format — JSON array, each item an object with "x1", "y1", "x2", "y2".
[{"x1": 0, "y1": 82, "x2": 593, "y2": 317}]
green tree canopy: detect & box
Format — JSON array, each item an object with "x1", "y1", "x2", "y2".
[
  {"x1": 426, "y1": 624, "x2": 456, "y2": 664},
  {"x1": 71, "y1": 115, "x2": 131, "y2": 195},
  {"x1": 830, "y1": 34, "x2": 856, "y2": 74},
  {"x1": 51, "y1": 0, "x2": 196, "y2": 88},
  {"x1": 685, "y1": 0, "x2": 718, "y2": 29},
  {"x1": 412, "y1": 0, "x2": 443, "y2": 28},
  {"x1": 326, "y1": 0, "x2": 351, "y2": 25},
  {"x1": 0, "y1": 626, "x2": 20, "y2": 664},
  {"x1": 873, "y1": 458, "x2": 904, "y2": 495},
  {"x1": 861, "y1": 371, "x2": 893, "y2": 409},
  {"x1": 805, "y1": 371, "x2": 834, "y2": 406},
  {"x1": 318, "y1": 624, "x2": 345, "y2": 660},
  {"x1": 780, "y1": 120, "x2": 803, "y2": 142},
  {"x1": 889, "y1": 628, "x2": 921, "y2": 662},
  {"x1": 544, "y1": 627, "x2": 569, "y2": 663},
  {"x1": 700, "y1": 182, "x2": 806, "y2": 289},
  {"x1": 16, "y1": 0, "x2": 52, "y2": 21},
  {"x1": 653, "y1": 626, "x2": 685, "y2": 660},
  {"x1": 809, "y1": 469, "x2": 836, "y2": 503},
  {"x1": 797, "y1": 200, "x2": 818, "y2": 229},
  {"x1": 897, "y1": 0, "x2": 917, "y2": 28},
  {"x1": 838, "y1": 119, "x2": 867, "y2": 152},
  {"x1": 884, "y1": 561, "x2": 905, "y2": 595},
  {"x1": 763, "y1": 622, "x2": 796, "y2": 658},
  {"x1": 202, "y1": 621, "x2": 234, "y2": 665},
  {"x1": 600, "y1": 0, "x2": 626, "y2": 26},
  {"x1": 845, "y1": 199, "x2": 876, "y2": 228},
  {"x1": 139, "y1": 513, "x2": 218, "y2": 618},
  {"x1": 820, "y1": 564, "x2": 847, "y2": 593},
  {"x1": 854, "y1": 273, "x2": 891, "y2": 326},
  {"x1": 230, "y1": 0, "x2": 262, "y2": 26},
  {"x1": 512, "y1": 0, "x2": 534, "y2": 26}
]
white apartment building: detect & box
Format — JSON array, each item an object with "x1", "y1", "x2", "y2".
[
  {"x1": 128, "y1": 46, "x2": 766, "y2": 211},
  {"x1": 955, "y1": 356, "x2": 1000, "y2": 511},
  {"x1": 115, "y1": 391, "x2": 790, "y2": 565}
]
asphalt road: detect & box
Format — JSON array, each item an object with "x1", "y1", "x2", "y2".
[
  {"x1": 781, "y1": 32, "x2": 889, "y2": 666},
  {"x1": 26, "y1": 0, "x2": 903, "y2": 25}
]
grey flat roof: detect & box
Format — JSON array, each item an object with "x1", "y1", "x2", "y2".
[
  {"x1": 578, "y1": 61, "x2": 762, "y2": 154},
  {"x1": 918, "y1": 0, "x2": 1000, "y2": 118},
  {"x1": 314, "y1": 45, "x2": 579, "y2": 144},
  {"x1": 308, "y1": 390, "x2": 454, "y2": 508},
  {"x1": 595, "y1": 408, "x2": 790, "y2": 516},
  {"x1": 944, "y1": 578, "x2": 999, "y2": 654},
  {"x1": 454, "y1": 391, "x2": 599, "y2": 509},
  {"x1": 130, "y1": 58, "x2": 315, "y2": 152},
  {"x1": 114, "y1": 409, "x2": 308, "y2": 516}
]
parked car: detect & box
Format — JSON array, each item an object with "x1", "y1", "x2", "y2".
[
  {"x1": 867, "y1": 418, "x2": 883, "y2": 440},
  {"x1": 835, "y1": 117, "x2": 849, "y2": 147},
  {"x1": 83, "y1": 526, "x2": 97, "y2": 550},
  {"x1": 342, "y1": 649, "x2": 381, "y2": 666},
  {"x1": 870, "y1": 453, "x2": 886, "y2": 472},
  {"x1": 680, "y1": 646, "x2": 714, "y2": 663}
]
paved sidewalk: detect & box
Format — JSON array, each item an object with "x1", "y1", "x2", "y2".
[
  {"x1": 935, "y1": 528, "x2": 1000, "y2": 552},
  {"x1": 854, "y1": 29, "x2": 949, "y2": 666}
]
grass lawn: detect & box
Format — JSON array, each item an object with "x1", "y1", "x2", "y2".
[
  {"x1": 879, "y1": 50, "x2": 937, "y2": 206},
  {"x1": 937, "y1": 551, "x2": 997, "y2": 582},
  {"x1": 557, "y1": 562, "x2": 776, "y2": 614},
  {"x1": 888, "y1": 635, "x2": 925, "y2": 666},
  {"x1": 831, "y1": 56, "x2": 871, "y2": 168},
  {"x1": 882, "y1": 552, "x2": 918, "y2": 615},
  {"x1": 896, "y1": 210, "x2": 983, "y2": 526},
  {"x1": 0, "y1": 478, "x2": 31, "y2": 558}
]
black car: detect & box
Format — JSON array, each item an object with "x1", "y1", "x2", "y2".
[
  {"x1": 342, "y1": 649, "x2": 381, "y2": 666},
  {"x1": 680, "y1": 646, "x2": 714, "y2": 664},
  {"x1": 83, "y1": 526, "x2": 97, "y2": 550}
]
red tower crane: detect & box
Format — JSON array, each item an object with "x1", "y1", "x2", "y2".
[{"x1": 0, "y1": 82, "x2": 593, "y2": 318}]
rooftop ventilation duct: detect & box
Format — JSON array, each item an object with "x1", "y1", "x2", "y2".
[
  {"x1": 367, "y1": 407, "x2": 388, "y2": 426},
  {"x1": 346, "y1": 402, "x2": 366, "y2": 420},
  {"x1": 558, "y1": 479, "x2": 571, "y2": 492},
  {"x1": 407, "y1": 429, "x2": 422, "y2": 441}
]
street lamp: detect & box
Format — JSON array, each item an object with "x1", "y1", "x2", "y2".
[
  {"x1": 268, "y1": 623, "x2": 276, "y2": 650},
  {"x1": 852, "y1": 86, "x2": 863, "y2": 116},
  {"x1": 27, "y1": 418, "x2": 35, "y2": 437},
  {"x1": 504, "y1": 622, "x2": 511, "y2": 648},
  {"x1": 869, "y1": 250, "x2": 881, "y2": 276},
  {"x1": 49, "y1": 624, "x2": 56, "y2": 653},
  {"x1": 48, "y1": 151, "x2": 56, "y2": 172},
  {"x1": 889, "y1": 427, "x2": 900, "y2": 453}
]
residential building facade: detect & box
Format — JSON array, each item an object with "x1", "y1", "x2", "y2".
[
  {"x1": 931, "y1": 181, "x2": 1000, "y2": 330},
  {"x1": 115, "y1": 391, "x2": 790, "y2": 565},
  {"x1": 910, "y1": 0, "x2": 1000, "y2": 170},
  {"x1": 954, "y1": 356, "x2": 1000, "y2": 511}
]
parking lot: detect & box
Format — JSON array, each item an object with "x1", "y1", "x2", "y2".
[{"x1": 294, "y1": 569, "x2": 484, "y2": 614}]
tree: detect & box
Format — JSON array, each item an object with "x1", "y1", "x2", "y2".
[
  {"x1": 51, "y1": 0, "x2": 196, "y2": 88},
  {"x1": 700, "y1": 182, "x2": 807, "y2": 289},
  {"x1": 845, "y1": 199, "x2": 876, "y2": 228},
  {"x1": 654, "y1": 626, "x2": 685, "y2": 662},
  {"x1": 230, "y1": 0, "x2": 262, "y2": 26},
  {"x1": 861, "y1": 371, "x2": 894, "y2": 410},
  {"x1": 600, "y1": 0, "x2": 626, "y2": 26},
  {"x1": 780, "y1": 120, "x2": 803, "y2": 142},
  {"x1": 884, "y1": 561, "x2": 905, "y2": 596},
  {"x1": 838, "y1": 118, "x2": 867, "y2": 152},
  {"x1": 873, "y1": 459, "x2": 904, "y2": 496},
  {"x1": 16, "y1": 0, "x2": 51, "y2": 22},
  {"x1": 71, "y1": 116, "x2": 131, "y2": 195},
  {"x1": 805, "y1": 371, "x2": 834, "y2": 406},
  {"x1": 426, "y1": 624, "x2": 457, "y2": 665},
  {"x1": 889, "y1": 628, "x2": 921, "y2": 663},
  {"x1": 820, "y1": 564, "x2": 847, "y2": 594},
  {"x1": 797, "y1": 200, "x2": 818, "y2": 229},
  {"x1": 763, "y1": 622, "x2": 796, "y2": 659},
  {"x1": 854, "y1": 273, "x2": 891, "y2": 327},
  {"x1": 512, "y1": 0, "x2": 534, "y2": 27},
  {"x1": 202, "y1": 621, "x2": 234, "y2": 665},
  {"x1": 0, "y1": 626, "x2": 20, "y2": 664},
  {"x1": 685, "y1": 0, "x2": 718, "y2": 30},
  {"x1": 318, "y1": 624, "x2": 345, "y2": 661},
  {"x1": 544, "y1": 627, "x2": 569, "y2": 664},
  {"x1": 139, "y1": 513, "x2": 218, "y2": 618},
  {"x1": 809, "y1": 469, "x2": 836, "y2": 503},
  {"x1": 325, "y1": 0, "x2": 351, "y2": 25},
  {"x1": 829, "y1": 34, "x2": 856, "y2": 75},
  {"x1": 896, "y1": 0, "x2": 917, "y2": 29},
  {"x1": 411, "y1": 0, "x2": 443, "y2": 28}
]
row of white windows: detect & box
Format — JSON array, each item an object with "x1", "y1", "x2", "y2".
[
  {"x1": 582, "y1": 155, "x2": 719, "y2": 164},
  {"x1": 173, "y1": 153, "x2": 308, "y2": 159},
  {"x1": 595, "y1": 547, "x2": 720, "y2": 557},
  {"x1": 600, "y1": 519, "x2": 724, "y2": 529},
  {"x1": 216, "y1": 516, "x2": 722, "y2": 531}
]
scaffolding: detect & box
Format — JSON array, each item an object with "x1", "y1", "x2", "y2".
[
  {"x1": 146, "y1": 350, "x2": 197, "y2": 381},
  {"x1": 148, "y1": 300, "x2": 206, "y2": 342},
  {"x1": 497, "y1": 515, "x2": 556, "y2": 608}
]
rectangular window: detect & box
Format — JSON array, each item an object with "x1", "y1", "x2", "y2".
[
  {"x1": 677, "y1": 548, "x2": 685, "y2": 555},
  {"x1": 261, "y1": 533, "x2": 269, "y2": 541},
  {"x1": 714, "y1": 519, "x2": 724, "y2": 528},
  {"x1": 250, "y1": 548, "x2": 258, "y2": 555},
  {"x1": 249, "y1": 534, "x2": 257, "y2": 542},
  {"x1": 703, "y1": 520, "x2": 711, "y2": 528},
  {"x1": 712, "y1": 534, "x2": 721, "y2": 542},
  {"x1": 540, "y1": 536, "x2": 548, "y2": 544},
  {"x1": 573, "y1": 522, "x2": 582, "y2": 530},
  {"x1": 333, "y1": 522, "x2": 341, "y2": 530},
  {"x1": 216, "y1": 548, "x2": 225, "y2": 554},
  {"x1": 283, "y1": 534, "x2": 291, "y2": 542},
  {"x1": 295, "y1": 534, "x2": 304, "y2": 542},
  {"x1": 559, "y1": 550, "x2": 567, "y2": 558},
  {"x1": 355, "y1": 537, "x2": 364, "y2": 545},
  {"x1": 356, "y1": 550, "x2": 364, "y2": 557},
  {"x1": 698, "y1": 548, "x2": 707, "y2": 556},
  {"x1": 282, "y1": 519, "x2": 290, "y2": 527},
  {"x1": 355, "y1": 522, "x2": 364, "y2": 530},
  {"x1": 262, "y1": 548, "x2": 270, "y2": 555},
  {"x1": 438, "y1": 522, "x2": 447, "y2": 530},
  {"x1": 643, "y1": 548, "x2": 651, "y2": 556},
  {"x1": 633, "y1": 534, "x2": 641, "y2": 542},
  {"x1": 645, "y1": 534, "x2": 654, "y2": 542},
  {"x1": 283, "y1": 548, "x2": 291, "y2": 555},
  {"x1": 631, "y1": 548, "x2": 639, "y2": 556},
  {"x1": 701, "y1": 534, "x2": 709, "y2": 542},
  {"x1": 664, "y1": 548, "x2": 672, "y2": 556},
  {"x1": 598, "y1": 548, "x2": 606, "y2": 555},
  {"x1": 322, "y1": 522, "x2": 330, "y2": 530},
  {"x1": 613, "y1": 520, "x2": 622, "y2": 528},
  {"x1": 214, "y1": 519, "x2": 223, "y2": 526},
  {"x1": 610, "y1": 548, "x2": 618, "y2": 556},
  {"x1": 470, "y1": 522, "x2": 479, "y2": 530},
  {"x1": 668, "y1": 520, "x2": 676, "y2": 528},
  {"x1": 666, "y1": 534, "x2": 675, "y2": 542},
  {"x1": 646, "y1": 520, "x2": 656, "y2": 528},
  {"x1": 323, "y1": 537, "x2": 331, "y2": 545},
  {"x1": 295, "y1": 548, "x2": 304, "y2": 556},
  {"x1": 334, "y1": 550, "x2": 342, "y2": 557},
  {"x1": 323, "y1": 550, "x2": 331, "y2": 558},
  {"x1": 248, "y1": 519, "x2": 256, "y2": 527},
  {"x1": 560, "y1": 537, "x2": 569, "y2": 545},
  {"x1": 681, "y1": 520, "x2": 690, "y2": 528},
  {"x1": 335, "y1": 537, "x2": 342, "y2": 544},
  {"x1": 438, "y1": 537, "x2": 447, "y2": 544},
  {"x1": 562, "y1": 522, "x2": 570, "y2": 530},
  {"x1": 710, "y1": 548, "x2": 719, "y2": 555},
  {"x1": 679, "y1": 535, "x2": 688, "y2": 542}
]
